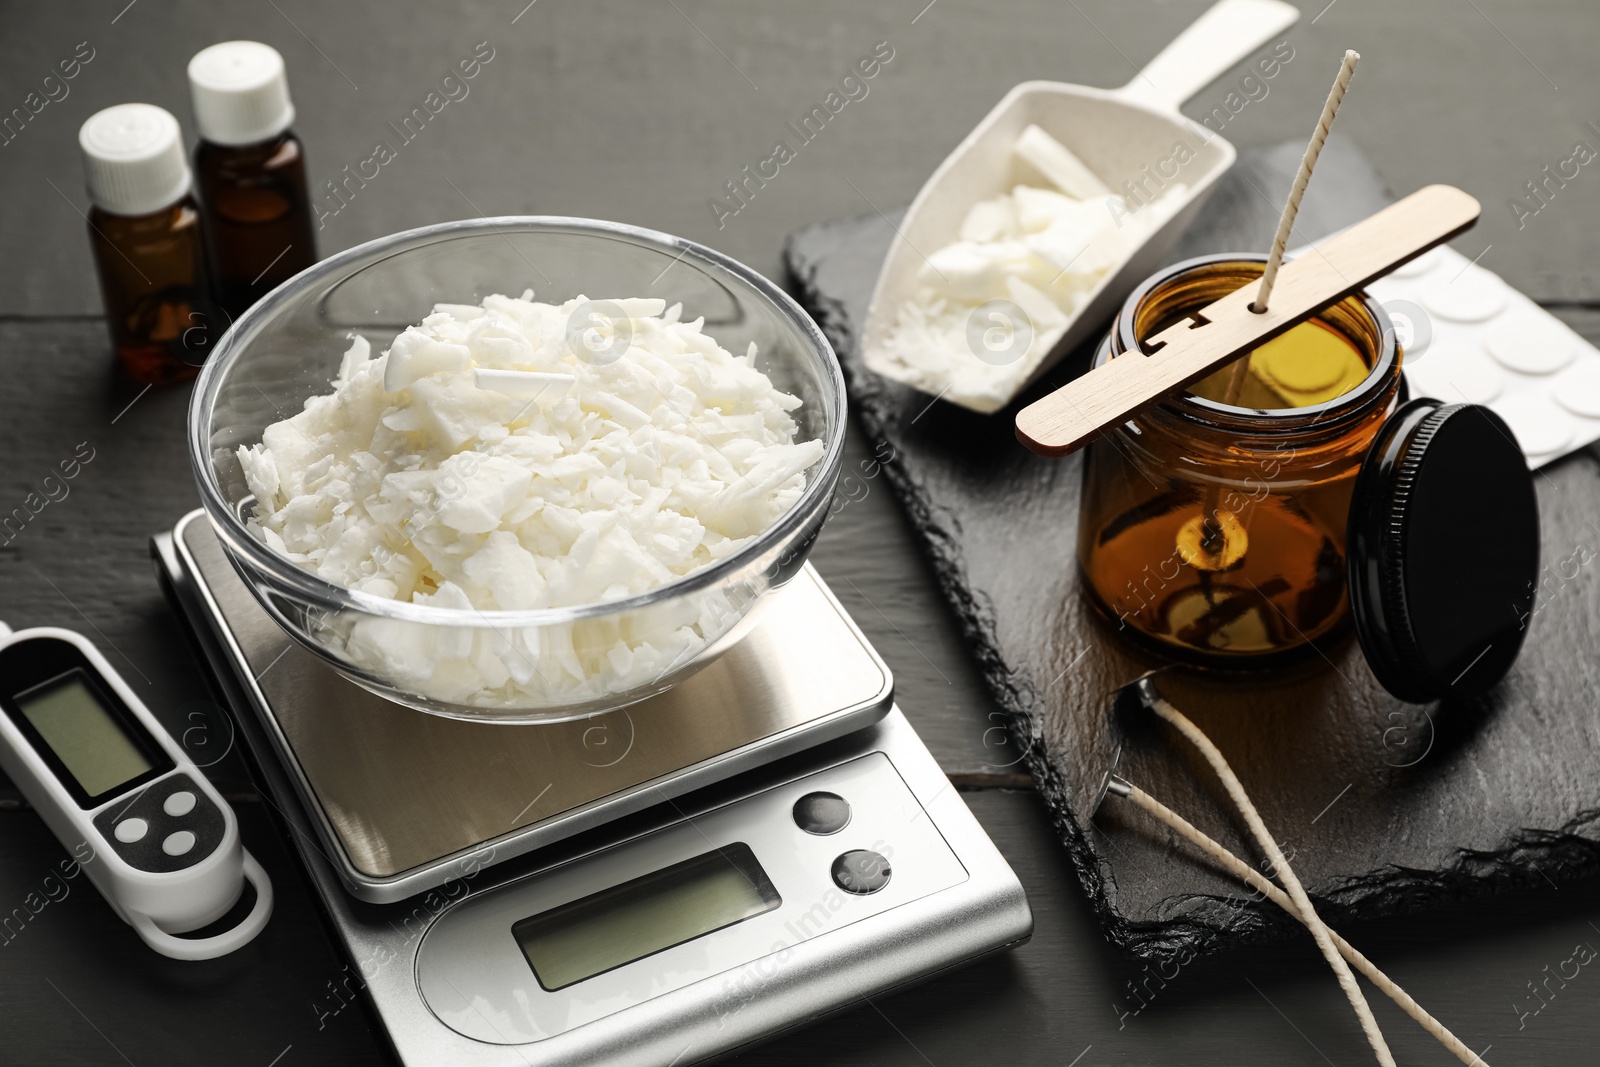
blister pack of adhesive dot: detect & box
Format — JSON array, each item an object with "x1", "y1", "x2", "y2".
[{"x1": 1364, "y1": 245, "x2": 1600, "y2": 469}]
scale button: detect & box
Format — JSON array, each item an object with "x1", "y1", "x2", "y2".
[
  {"x1": 113, "y1": 818, "x2": 148, "y2": 844},
  {"x1": 832, "y1": 850, "x2": 891, "y2": 895},
  {"x1": 162, "y1": 831, "x2": 197, "y2": 857},
  {"x1": 793, "y1": 792, "x2": 851, "y2": 835},
  {"x1": 163, "y1": 790, "x2": 197, "y2": 817}
]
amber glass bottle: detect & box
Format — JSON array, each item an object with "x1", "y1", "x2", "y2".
[
  {"x1": 194, "y1": 134, "x2": 315, "y2": 318},
  {"x1": 189, "y1": 41, "x2": 317, "y2": 319},
  {"x1": 1076, "y1": 255, "x2": 1402, "y2": 667},
  {"x1": 79, "y1": 103, "x2": 218, "y2": 385}
]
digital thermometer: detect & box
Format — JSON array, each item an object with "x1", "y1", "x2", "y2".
[{"x1": 0, "y1": 624, "x2": 271, "y2": 960}]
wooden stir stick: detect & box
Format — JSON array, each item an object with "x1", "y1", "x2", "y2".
[{"x1": 1013, "y1": 183, "x2": 1482, "y2": 456}]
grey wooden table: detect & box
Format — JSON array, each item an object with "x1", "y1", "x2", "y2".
[{"x1": 2, "y1": 2, "x2": 1598, "y2": 1064}]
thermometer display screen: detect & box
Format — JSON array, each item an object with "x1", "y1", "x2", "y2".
[
  {"x1": 16, "y1": 669, "x2": 162, "y2": 803},
  {"x1": 513, "y1": 842, "x2": 781, "y2": 991}
]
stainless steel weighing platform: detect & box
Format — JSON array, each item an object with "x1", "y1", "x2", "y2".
[{"x1": 154, "y1": 510, "x2": 1032, "y2": 1067}]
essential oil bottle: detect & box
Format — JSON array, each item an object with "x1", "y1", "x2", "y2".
[
  {"x1": 188, "y1": 41, "x2": 316, "y2": 320},
  {"x1": 78, "y1": 103, "x2": 217, "y2": 385}
]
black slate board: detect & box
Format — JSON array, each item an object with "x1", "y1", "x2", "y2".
[{"x1": 785, "y1": 136, "x2": 1600, "y2": 965}]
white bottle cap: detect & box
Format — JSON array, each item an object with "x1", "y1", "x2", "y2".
[
  {"x1": 78, "y1": 104, "x2": 192, "y2": 217},
  {"x1": 187, "y1": 41, "x2": 296, "y2": 147}
]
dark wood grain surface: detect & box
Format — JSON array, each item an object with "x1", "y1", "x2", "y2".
[{"x1": 3, "y1": 2, "x2": 1599, "y2": 1065}]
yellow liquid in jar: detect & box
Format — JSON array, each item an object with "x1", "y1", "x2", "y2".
[{"x1": 1188, "y1": 318, "x2": 1369, "y2": 408}]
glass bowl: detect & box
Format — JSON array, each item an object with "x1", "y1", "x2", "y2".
[{"x1": 188, "y1": 217, "x2": 845, "y2": 723}]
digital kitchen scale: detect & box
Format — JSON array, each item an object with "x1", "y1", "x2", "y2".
[{"x1": 153, "y1": 510, "x2": 1033, "y2": 1066}]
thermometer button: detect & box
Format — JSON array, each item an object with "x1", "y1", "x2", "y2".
[
  {"x1": 162, "y1": 830, "x2": 197, "y2": 857},
  {"x1": 114, "y1": 818, "x2": 149, "y2": 844},
  {"x1": 163, "y1": 791, "x2": 197, "y2": 817},
  {"x1": 94, "y1": 774, "x2": 222, "y2": 871}
]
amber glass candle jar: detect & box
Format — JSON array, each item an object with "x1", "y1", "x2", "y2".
[{"x1": 1077, "y1": 254, "x2": 1402, "y2": 667}]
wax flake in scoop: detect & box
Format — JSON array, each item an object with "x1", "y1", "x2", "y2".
[{"x1": 871, "y1": 124, "x2": 1187, "y2": 414}]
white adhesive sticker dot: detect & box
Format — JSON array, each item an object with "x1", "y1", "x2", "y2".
[
  {"x1": 1419, "y1": 270, "x2": 1509, "y2": 323},
  {"x1": 1551, "y1": 359, "x2": 1600, "y2": 419},
  {"x1": 1391, "y1": 247, "x2": 1446, "y2": 279},
  {"x1": 1495, "y1": 394, "x2": 1575, "y2": 457},
  {"x1": 1405, "y1": 346, "x2": 1504, "y2": 405},
  {"x1": 1482, "y1": 313, "x2": 1580, "y2": 375},
  {"x1": 1302, "y1": 235, "x2": 1600, "y2": 468}
]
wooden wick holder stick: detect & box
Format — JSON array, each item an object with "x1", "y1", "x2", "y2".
[{"x1": 1014, "y1": 184, "x2": 1481, "y2": 457}]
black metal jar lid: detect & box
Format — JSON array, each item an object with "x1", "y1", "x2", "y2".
[{"x1": 1347, "y1": 399, "x2": 1540, "y2": 704}]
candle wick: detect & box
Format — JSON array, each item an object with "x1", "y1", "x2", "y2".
[
  {"x1": 1251, "y1": 49, "x2": 1361, "y2": 317},
  {"x1": 1219, "y1": 49, "x2": 1361, "y2": 411}
]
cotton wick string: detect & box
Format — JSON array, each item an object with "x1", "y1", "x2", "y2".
[
  {"x1": 1213, "y1": 48, "x2": 1362, "y2": 505},
  {"x1": 1251, "y1": 49, "x2": 1361, "y2": 316},
  {"x1": 1110, "y1": 780, "x2": 1490, "y2": 1067},
  {"x1": 1145, "y1": 694, "x2": 1397, "y2": 1067}
]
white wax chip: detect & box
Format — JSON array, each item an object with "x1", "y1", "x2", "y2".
[
  {"x1": 237, "y1": 445, "x2": 281, "y2": 510},
  {"x1": 1006, "y1": 275, "x2": 1068, "y2": 332},
  {"x1": 1551, "y1": 359, "x2": 1600, "y2": 418},
  {"x1": 1013, "y1": 124, "x2": 1111, "y2": 200},
  {"x1": 336, "y1": 335, "x2": 372, "y2": 385},
  {"x1": 345, "y1": 616, "x2": 443, "y2": 686},
  {"x1": 434, "y1": 455, "x2": 533, "y2": 534},
  {"x1": 1495, "y1": 394, "x2": 1575, "y2": 456},
  {"x1": 433, "y1": 303, "x2": 488, "y2": 321},
  {"x1": 1012, "y1": 185, "x2": 1081, "y2": 233},
  {"x1": 615, "y1": 297, "x2": 667, "y2": 318},
  {"x1": 1481, "y1": 313, "x2": 1580, "y2": 375},
  {"x1": 959, "y1": 195, "x2": 1017, "y2": 243},
  {"x1": 1419, "y1": 270, "x2": 1509, "y2": 323},
  {"x1": 1033, "y1": 206, "x2": 1130, "y2": 276},
  {"x1": 462, "y1": 531, "x2": 546, "y2": 609},
  {"x1": 383, "y1": 329, "x2": 472, "y2": 391},
  {"x1": 919, "y1": 241, "x2": 1019, "y2": 302},
  {"x1": 1405, "y1": 346, "x2": 1505, "y2": 405},
  {"x1": 473, "y1": 368, "x2": 577, "y2": 402}
]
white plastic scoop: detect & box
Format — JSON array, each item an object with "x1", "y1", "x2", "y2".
[{"x1": 861, "y1": 0, "x2": 1300, "y2": 414}]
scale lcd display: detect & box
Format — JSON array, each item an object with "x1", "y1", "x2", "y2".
[
  {"x1": 16, "y1": 669, "x2": 156, "y2": 801},
  {"x1": 513, "y1": 842, "x2": 780, "y2": 991}
]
